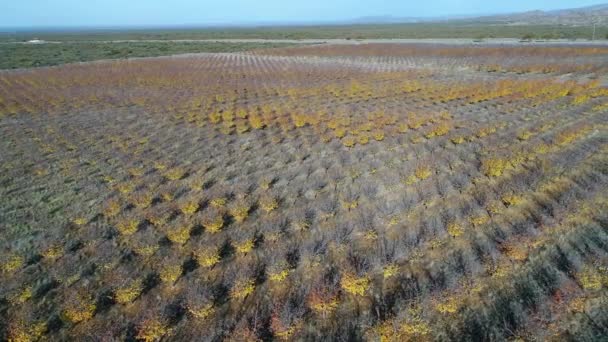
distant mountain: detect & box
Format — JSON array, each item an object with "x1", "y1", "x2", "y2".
[
  {"x1": 348, "y1": 14, "x2": 479, "y2": 24},
  {"x1": 349, "y1": 16, "x2": 422, "y2": 24},
  {"x1": 468, "y1": 4, "x2": 608, "y2": 25},
  {"x1": 350, "y1": 3, "x2": 608, "y2": 26}
]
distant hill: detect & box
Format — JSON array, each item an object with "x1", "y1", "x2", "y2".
[
  {"x1": 473, "y1": 3, "x2": 608, "y2": 25},
  {"x1": 351, "y1": 3, "x2": 608, "y2": 26},
  {"x1": 348, "y1": 14, "x2": 478, "y2": 24}
]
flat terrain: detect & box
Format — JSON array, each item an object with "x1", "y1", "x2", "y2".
[
  {"x1": 2, "y1": 38, "x2": 607, "y2": 70},
  {"x1": 1, "y1": 43, "x2": 608, "y2": 341},
  {"x1": 0, "y1": 41, "x2": 300, "y2": 70},
  {"x1": 3, "y1": 23, "x2": 607, "y2": 42},
  {"x1": 7, "y1": 38, "x2": 608, "y2": 45}
]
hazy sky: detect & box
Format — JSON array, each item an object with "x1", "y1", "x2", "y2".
[{"x1": 1, "y1": 0, "x2": 603, "y2": 28}]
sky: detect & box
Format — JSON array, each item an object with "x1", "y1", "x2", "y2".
[{"x1": 0, "y1": 1, "x2": 604, "y2": 28}]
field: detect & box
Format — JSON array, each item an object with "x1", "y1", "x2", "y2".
[
  {"x1": 1, "y1": 43, "x2": 608, "y2": 341},
  {"x1": 0, "y1": 42, "x2": 299, "y2": 70},
  {"x1": 3, "y1": 23, "x2": 607, "y2": 42}
]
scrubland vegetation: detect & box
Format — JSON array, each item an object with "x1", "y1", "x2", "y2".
[
  {"x1": 0, "y1": 41, "x2": 298, "y2": 70},
  {"x1": 1, "y1": 43, "x2": 608, "y2": 341},
  {"x1": 3, "y1": 23, "x2": 606, "y2": 42}
]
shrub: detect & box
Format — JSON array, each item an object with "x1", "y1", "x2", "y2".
[
  {"x1": 578, "y1": 267, "x2": 604, "y2": 291},
  {"x1": 230, "y1": 278, "x2": 255, "y2": 300},
  {"x1": 481, "y1": 158, "x2": 509, "y2": 177},
  {"x1": 159, "y1": 186, "x2": 177, "y2": 202},
  {"x1": 229, "y1": 201, "x2": 250, "y2": 223},
  {"x1": 403, "y1": 174, "x2": 418, "y2": 185},
  {"x1": 130, "y1": 191, "x2": 153, "y2": 209},
  {"x1": 201, "y1": 212, "x2": 224, "y2": 233},
  {"x1": 136, "y1": 317, "x2": 171, "y2": 342},
  {"x1": 568, "y1": 296, "x2": 586, "y2": 313},
  {"x1": 451, "y1": 136, "x2": 465, "y2": 144},
  {"x1": 103, "y1": 199, "x2": 121, "y2": 218},
  {"x1": 145, "y1": 209, "x2": 170, "y2": 227},
  {"x1": 128, "y1": 167, "x2": 145, "y2": 177},
  {"x1": 8, "y1": 286, "x2": 33, "y2": 305},
  {"x1": 184, "y1": 174, "x2": 204, "y2": 191},
  {"x1": 235, "y1": 238, "x2": 255, "y2": 254},
  {"x1": 340, "y1": 273, "x2": 370, "y2": 296},
  {"x1": 193, "y1": 247, "x2": 219, "y2": 269},
  {"x1": 260, "y1": 177, "x2": 273, "y2": 191},
  {"x1": 517, "y1": 130, "x2": 533, "y2": 141},
  {"x1": 426, "y1": 122, "x2": 450, "y2": 138},
  {"x1": 383, "y1": 264, "x2": 398, "y2": 279},
  {"x1": 62, "y1": 292, "x2": 96, "y2": 324},
  {"x1": 209, "y1": 112, "x2": 221, "y2": 124},
  {"x1": 341, "y1": 198, "x2": 359, "y2": 210},
  {"x1": 41, "y1": 244, "x2": 64, "y2": 261},
  {"x1": 131, "y1": 240, "x2": 159, "y2": 258},
  {"x1": 72, "y1": 217, "x2": 88, "y2": 226},
  {"x1": 293, "y1": 114, "x2": 307, "y2": 128},
  {"x1": 469, "y1": 214, "x2": 489, "y2": 226},
  {"x1": 363, "y1": 229, "x2": 378, "y2": 242},
  {"x1": 554, "y1": 126, "x2": 590, "y2": 146},
  {"x1": 178, "y1": 199, "x2": 199, "y2": 216},
  {"x1": 342, "y1": 136, "x2": 356, "y2": 147},
  {"x1": 115, "y1": 182, "x2": 135, "y2": 195},
  {"x1": 521, "y1": 33, "x2": 535, "y2": 41},
  {"x1": 114, "y1": 279, "x2": 144, "y2": 304},
  {"x1": 269, "y1": 269, "x2": 290, "y2": 282},
  {"x1": 334, "y1": 128, "x2": 346, "y2": 138},
  {"x1": 159, "y1": 263, "x2": 182, "y2": 284},
  {"x1": 220, "y1": 125, "x2": 233, "y2": 135},
  {"x1": 7, "y1": 319, "x2": 46, "y2": 342},
  {"x1": 0, "y1": 254, "x2": 25, "y2": 273},
  {"x1": 164, "y1": 167, "x2": 185, "y2": 181},
  {"x1": 435, "y1": 296, "x2": 461, "y2": 314},
  {"x1": 115, "y1": 216, "x2": 140, "y2": 235},
  {"x1": 249, "y1": 115, "x2": 265, "y2": 129},
  {"x1": 536, "y1": 143, "x2": 551, "y2": 154},
  {"x1": 236, "y1": 122, "x2": 249, "y2": 134},
  {"x1": 358, "y1": 133, "x2": 369, "y2": 145},
  {"x1": 235, "y1": 108, "x2": 248, "y2": 119},
  {"x1": 188, "y1": 302, "x2": 214, "y2": 320},
  {"x1": 327, "y1": 119, "x2": 339, "y2": 130},
  {"x1": 222, "y1": 110, "x2": 234, "y2": 122},
  {"x1": 373, "y1": 130, "x2": 385, "y2": 141},
  {"x1": 415, "y1": 166, "x2": 432, "y2": 180},
  {"x1": 486, "y1": 200, "x2": 504, "y2": 215},
  {"x1": 228, "y1": 324, "x2": 258, "y2": 341},
  {"x1": 308, "y1": 290, "x2": 339, "y2": 318},
  {"x1": 447, "y1": 221, "x2": 464, "y2": 237},
  {"x1": 210, "y1": 197, "x2": 227, "y2": 208},
  {"x1": 166, "y1": 225, "x2": 191, "y2": 245},
  {"x1": 572, "y1": 94, "x2": 590, "y2": 105},
  {"x1": 503, "y1": 243, "x2": 528, "y2": 262},
  {"x1": 400, "y1": 320, "x2": 431, "y2": 338},
  {"x1": 272, "y1": 322, "x2": 300, "y2": 341},
  {"x1": 259, "y1": 195, "x2": 279, "y2": 213},
  {"x1": 153, "y1": 161, "x2": 168, "y2": 171},
  {"x1": 476, "y1": 126, "x2": 497, "y2": 138},
  {"x1": 501, "y1": 193, "x2": 523, "y2": 207},
  {"x1": 408, "y1": 114, "x2": 424, "y2": 129}
]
